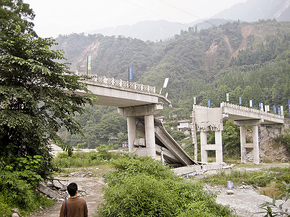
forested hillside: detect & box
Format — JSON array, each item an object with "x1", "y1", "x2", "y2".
[{"x1": 54, "y1": 19, "x2": 290, "y2": 148}]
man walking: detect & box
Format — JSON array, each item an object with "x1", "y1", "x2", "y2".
[{"x1": 59, "y1": 182, "x2": 88, "y2": 217}]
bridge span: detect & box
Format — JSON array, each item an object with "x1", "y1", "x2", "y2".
[
  {"x1": 77, "y1": 76, "x2": 198, "y2": 167},
  {"x1": 192, "y1": 102, "x2": 285, "y2": 164},
  {"x1": 79, "y1": 76, "x2": 170, "y2": 107},
  {"x1": 77, "y1": 76, "x2": 285, "y2": 167}
]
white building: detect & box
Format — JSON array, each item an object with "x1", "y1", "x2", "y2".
[{"x1": 177, "y1": 120, "x2": 191, "y2": 135}]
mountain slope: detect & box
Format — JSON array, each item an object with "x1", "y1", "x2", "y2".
[
  {"x1": 54, "y1": 20, "x2": 290, "y2": 117},
  {"x1": 87, "y1": 20, "x2": 188, "y2": 42},
  {"x1": 214, "y1": 0, "x2": 290, "y2": 21},
  {"x1": 82, "y1": 0, "x2": 290, "y2": 42}
]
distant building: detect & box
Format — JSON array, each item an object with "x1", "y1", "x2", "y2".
[
  {"x1": 156, "y1": 116, "x2": 166, "y2": 123},
  {"x1": 177, "y1": 120, "x2": 191, "y2": 135},
  {"x1": 108, "y1": 137, "x2": 118, "y2": 142}
]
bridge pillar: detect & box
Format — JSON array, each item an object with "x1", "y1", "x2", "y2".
[
  {"x1": 118, "y1": 103, "x2": 163, "y2": 160},
  {"x1": 200, "y1": 130, "x2": 223, "y2": 164},
  {"x1": 239, "y1": 125, "x2": 247, "y2": 163},
  {"x1": 253, "y1": 125, "x2": 259, "y2": 164},
  {"x1": 200, "y1": 131, "x2": 208, "y2": 162},
  {"x1": 235, "y1": 120, "x2": 260, "y2": 164},
  {"x1": 215, "y1": 130, "x2": 223, "y2": 164},
  {"x1": 127, "y1": 116, "x2": 136, "y2": 153},
  {"x1": 145, "y1": 114, "x2": 156, "y2": 159}
]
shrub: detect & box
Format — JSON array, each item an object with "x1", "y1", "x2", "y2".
[
  {"x1": 52, "y1": 150, "x2": 114, "y2": 168},
  {"x1": 274, "y1": 129, "x2": 290, "y2": 153},
  {"x1": 97, "y1": 155, "x2": 234, "y2": 217},
  {"x1": 0, "y1": 155, "x2": 55, "y2": 215},
  {"x1": 0, "y1": 195, "x2": 13, "y2": 217}
]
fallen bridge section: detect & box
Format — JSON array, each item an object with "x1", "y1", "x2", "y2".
[{"x1": 134, "y1": 117, "x2": 200, "y2": 167}]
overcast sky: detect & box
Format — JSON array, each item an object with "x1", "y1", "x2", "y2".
[{"x1": 23, "y1": 0, "x2": 247, "y2": 38}]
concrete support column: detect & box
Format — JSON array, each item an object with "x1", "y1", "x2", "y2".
[
  {"x1": 215, "y1": 130, "x2": 223, "y2": 164},
  {"x1": 127, "y1": 116, "x2": 136, "y2": 153},
  {"x1": 144, "y1": 114, "x2": 156, "y2": 159},
  {"x1": 200, "y1": 131, "x2": 208, "y2": 163},
  {"x1": 253, "y1": 125, "x2": 259, "y2": 164},
  {"x1": 240, "y1": 126, "x2": 247, "y2": 164}
]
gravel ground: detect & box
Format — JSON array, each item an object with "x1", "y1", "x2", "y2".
[
  {"x1": 208, "y1": 184, "x2": 290, "y2": 217},
  {"x1": 28, "y1": 164, "x2": 290, "y2": 217}
]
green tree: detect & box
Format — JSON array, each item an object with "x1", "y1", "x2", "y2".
[
  {"x1": 242, "y1": 86, "x2": 253, "y2": 106},
  {"x1": 233, "y1": 86, "x2": 243, "y2": 105},
  {"x1": 0, "y1": 0, "x2": 93, "y2": 179},
  {"x1": 217, "y1": 85, "x2": 231, "y2": 103},
  {"x1": 223, "y1": 120, "x2": 240, "y2": 157}
]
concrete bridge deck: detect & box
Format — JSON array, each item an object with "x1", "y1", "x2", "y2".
[
  {"x1": 77, "y1": 76, "x2": 193, "y2": 167},
  {"x1": 134, "y1": 117, "x2": 198, "y2": 167},
  {"x1": 221, "y1": 102, "x2": 284, "y2": 125},
  {"x1": 80, "y1": 76, "x2": 170, "y2": 107}
]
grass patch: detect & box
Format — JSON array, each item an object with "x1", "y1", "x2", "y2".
[
  {"x1": 198, "y1": 166, "x2": 290, "y2": 198},
  {"x1": 259, "y1": 182, "x2": 281, "y2": 198},
  {"x1": 57, "y1": 164, "x2": 113, "y2": 177}
]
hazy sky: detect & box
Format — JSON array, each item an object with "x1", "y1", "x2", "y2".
[{"x1": 23, "y1": 0, "x2": 247, "y2": 38}]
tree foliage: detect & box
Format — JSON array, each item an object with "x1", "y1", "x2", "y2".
[
  {"x1": 0, "y1": 4, "x2": 94, "y2": 215},
  {"x1": 60, "y1": 106, "x2": 127, "y2": 148}
]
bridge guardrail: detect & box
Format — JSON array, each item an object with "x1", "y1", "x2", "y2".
[
  {"x1": 220, "y1": 102, "x2": 284, "y2": 120},
  {"x1": 89, "y1": 75, "x2": 156, "y2": 94}
]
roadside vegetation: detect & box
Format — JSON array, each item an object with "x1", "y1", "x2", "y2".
[
  {"x1": 97, "y1": 154, "x2": 235, "y2": 217},
  {"x1": 274, "y1": 129, "x2": 290, "y2": 154},
  {"x1": 0, "y1": 1, "x2": 93, "y2": 215},
  {"x1": 52, "y1": 145, "x2": 114, "y2": 168},
  {"x1": 199, "y1": 166, "x2": 290, "y2": 198}
]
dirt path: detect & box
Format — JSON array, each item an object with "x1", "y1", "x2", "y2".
[
  {"x1": 29, "y1": 164, "x2": 290, "y2": 217},
  {"x1": 29, "y1": 169, "x2": 107, "y2": 217}
]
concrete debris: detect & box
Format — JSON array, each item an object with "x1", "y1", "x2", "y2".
[
  {"x1": 11, "y1": 208, "x2": 20, "y2": 217},
  {"x1": 68, "y1": 171, "x2": 93, "y2": 178},
  {"x1": 172, "y1": 163, "x2": 235, "y2": 176},
  {"x1": 226, "y1": 190, "x2": 235, "y2": 195},
  {"x1": 239, "y1": 185, "x2": 250, "y2": 189},
  {"x1": 38, "y1": 183, "x2": 64, "y2": 201},
  {"x1": 37, "y1": 172, "x2": 92, "y2": 201}
]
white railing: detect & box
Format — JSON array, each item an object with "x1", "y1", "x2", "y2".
[
  {"x1": 220, "y1": 102, "x2": 284, "y2": 120},
  {"x1": 88, "y1": 75, "x2": 156, "y2": 94}
]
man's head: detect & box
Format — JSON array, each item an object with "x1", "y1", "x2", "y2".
[{"x1": 67, "y1": 182, "x2": 78, "y2": 197}]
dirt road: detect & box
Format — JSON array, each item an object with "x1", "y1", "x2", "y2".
[
  {"x1": 29, "y1": 164, "x2": 290, "y2": 217},
  {"x1": 29, "y1": 168, "x2": 107, "y2": 217}
]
